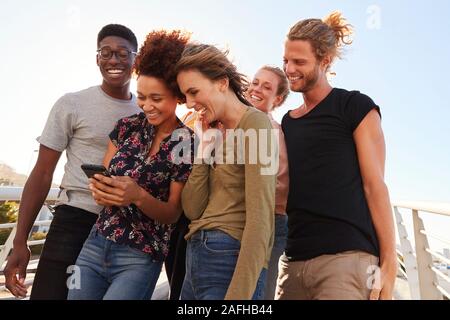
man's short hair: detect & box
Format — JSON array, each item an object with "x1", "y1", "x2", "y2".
[{"x1": 97, "y1": 24, "x2": 138, "y2": 51}]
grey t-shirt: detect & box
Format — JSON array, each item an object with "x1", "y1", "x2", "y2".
[{"x1": 37, "y1": 85, "x2": 141, "y2": 214}]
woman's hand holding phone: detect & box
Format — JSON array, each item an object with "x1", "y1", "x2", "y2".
[
  {"x1": 81, "y1": 164, "x2": 111, "y2": 179},
  {"x1": 89, "y1": 174, "x2": 143, "y2": 207}
]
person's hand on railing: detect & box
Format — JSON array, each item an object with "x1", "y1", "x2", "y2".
[
  {"x1": 4, "y1": 243, "x2": 31, "y2": 299},
  {"x1": 369, "y1": 258, "x2": 398, "y2": 300}
]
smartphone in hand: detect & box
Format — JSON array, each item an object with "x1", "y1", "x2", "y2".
[{"x1": 81, "y1": 164, "x2": 111, "y2": 179}]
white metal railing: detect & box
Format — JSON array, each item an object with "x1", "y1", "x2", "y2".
[
  {"x1": 0, "y1": 187, "x2": 59, "y2": 202},
  {"x1": 0, "y1": 187, "x2": 59, "y2": 273},
  {"x1": 393, "y1": 201, "x2": 450, "y2": 300}
]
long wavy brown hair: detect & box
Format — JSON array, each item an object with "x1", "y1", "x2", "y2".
[{"x1": 175, "y1": 43, "x2": 251, "y2": 106}]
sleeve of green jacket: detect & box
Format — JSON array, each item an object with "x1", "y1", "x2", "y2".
[
  {"x1": 225, "y1": 111, "x2": 277, "y2": 299},
  {"x1": 181, "y1": 163, "x2": 210, "y2": 220}
]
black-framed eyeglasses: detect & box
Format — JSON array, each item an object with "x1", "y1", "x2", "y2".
[{"x1": 96, "y1": 46, "x2": 137, "y2": 61}]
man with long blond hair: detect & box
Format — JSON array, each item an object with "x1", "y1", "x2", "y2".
[{"x1": 277, "y1": 12, "x2": 397, "y2": 300}]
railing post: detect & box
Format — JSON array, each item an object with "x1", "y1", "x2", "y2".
[
  {"x1": 412, "y1": 209, "x2": 443, "y2": 300},
  {"x1": 0, "y1": 225, "x2": 17, "y2": 270},
  {"x1": 394, "y1": 207, "x2": 421, "y2": 299}
]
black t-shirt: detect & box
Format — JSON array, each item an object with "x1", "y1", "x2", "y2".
[{"x1": 281, "y1": 88, "x2": 381, "y2": 261}]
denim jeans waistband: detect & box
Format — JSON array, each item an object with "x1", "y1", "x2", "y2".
[{"x1": 190, "y1": 229, "x2": 234, "y2": 242}]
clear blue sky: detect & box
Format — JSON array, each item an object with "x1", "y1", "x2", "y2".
[{"x1": 1, "y1": 0, "x2": 449, "y2": 204}]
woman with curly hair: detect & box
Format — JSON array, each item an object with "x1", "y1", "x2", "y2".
[{"x1": 68, "y1": 30, "x2": 194, "y2": 300}]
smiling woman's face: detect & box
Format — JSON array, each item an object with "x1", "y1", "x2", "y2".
[
  {"x1": 247, "y1": 69, "x2": 281, "y2": 113},
  {"x1": 177, "y1": 69, "x2": 225, "y2": 125},
  {"x1": 136, "y1": 75, "x2": 178, "y2": 127}
]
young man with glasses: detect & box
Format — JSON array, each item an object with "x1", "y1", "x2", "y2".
[{"x1": 4, "y1": 24, "x2": 141, "y2": 300}]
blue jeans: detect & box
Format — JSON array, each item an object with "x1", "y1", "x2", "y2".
[
  {"x1": 67, "y1": 227, "x2": 163, "y2": 300},
  {"x1": 180, "y1": 229, "x2": 267, "y2": 300},
  {"x1": 264, "y1": 214, "x2": 288, "y2": 299}
]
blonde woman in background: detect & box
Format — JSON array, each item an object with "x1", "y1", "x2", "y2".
[{"x1": 247, "y1": 66, "x2": 290, "y2": 300}]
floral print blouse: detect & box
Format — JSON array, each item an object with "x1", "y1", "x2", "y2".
[{"x1": 95, "y1": 113, "x2": 194, "y2": 262}]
